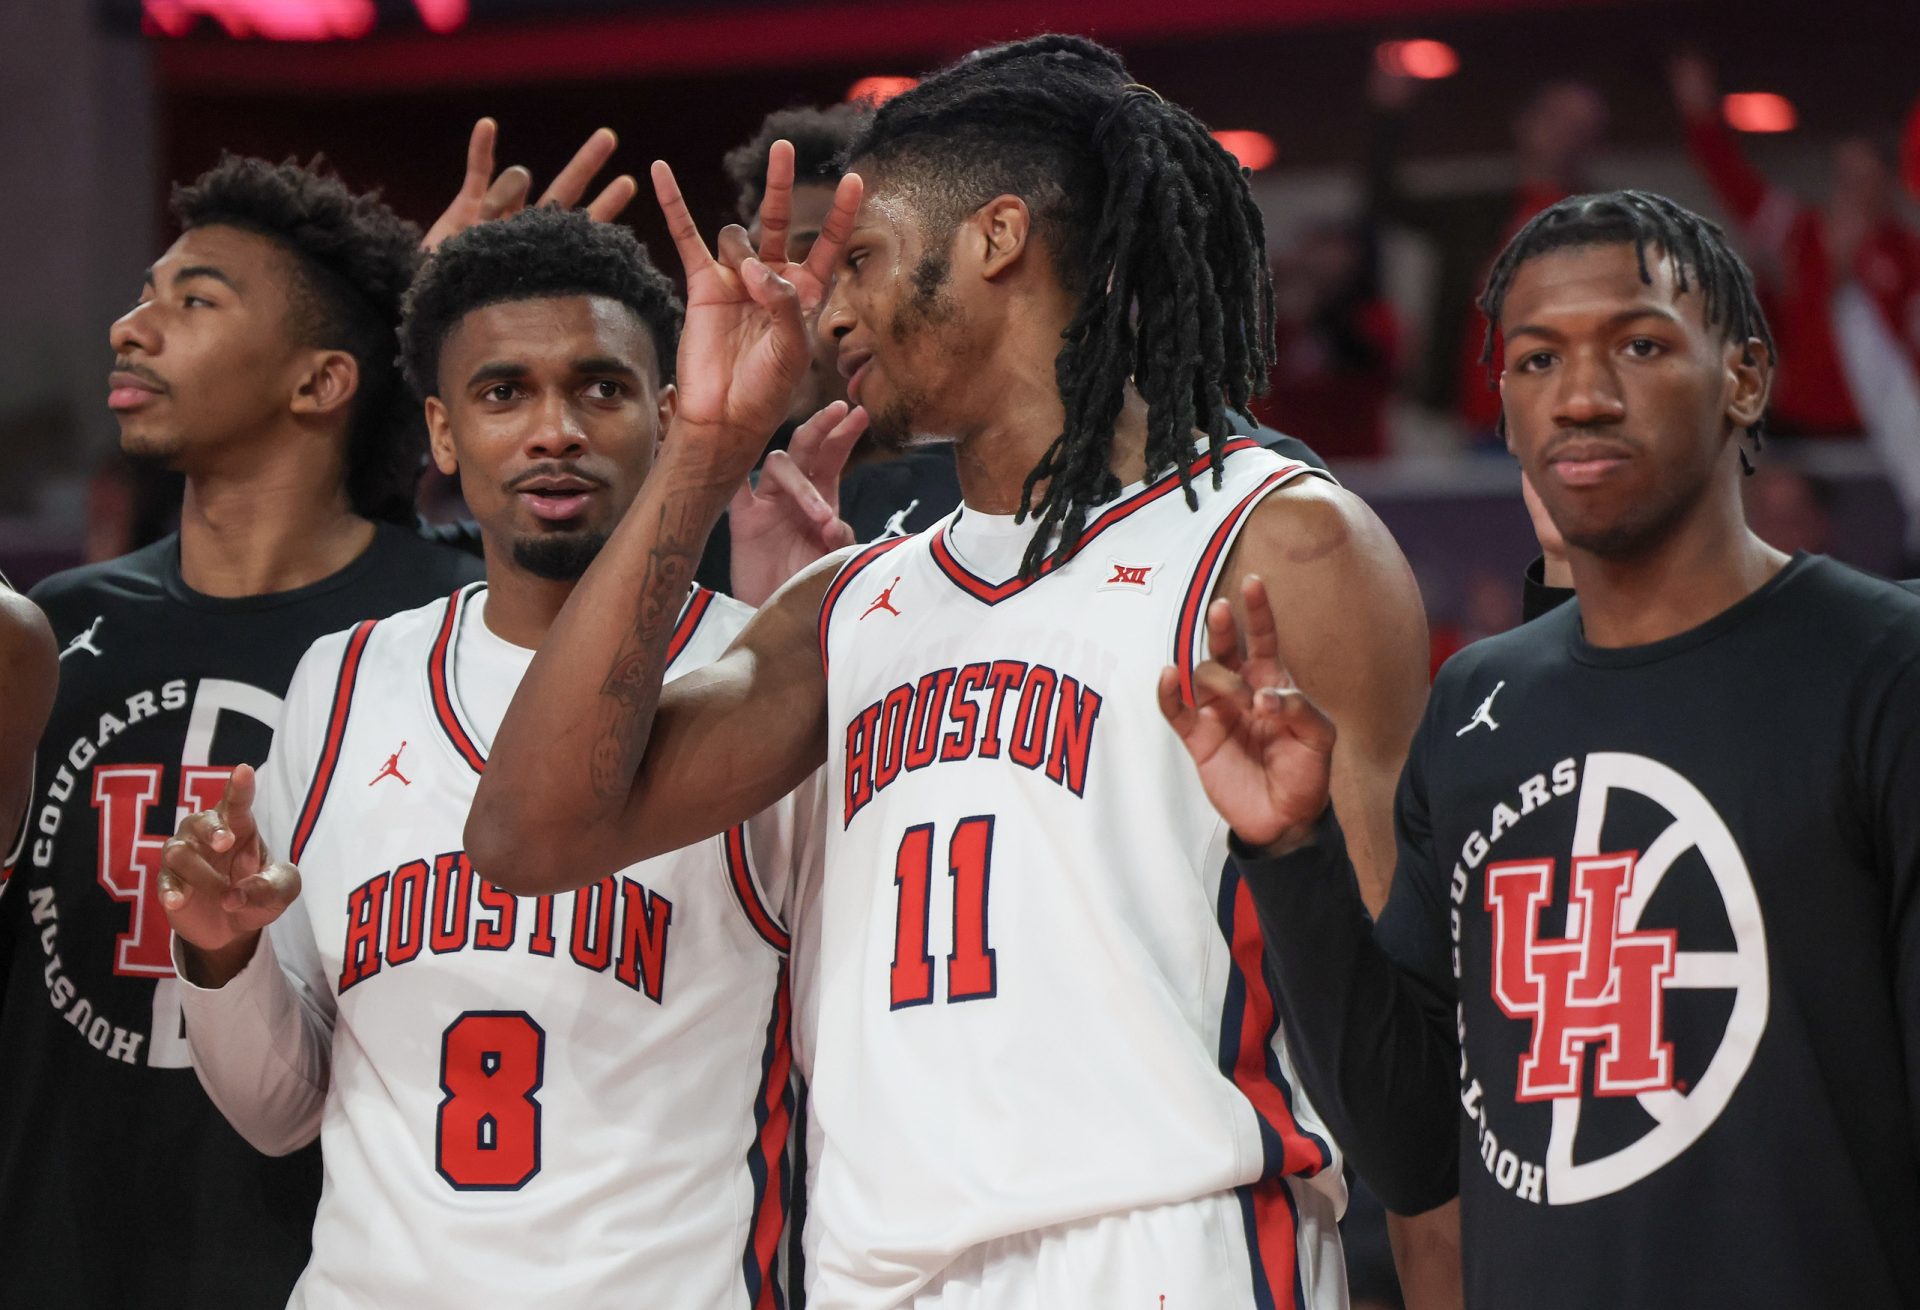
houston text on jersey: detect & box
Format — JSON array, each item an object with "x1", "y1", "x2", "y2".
[{"x1": 841, "y1": 661, "x2": 1105, "y2": 825}]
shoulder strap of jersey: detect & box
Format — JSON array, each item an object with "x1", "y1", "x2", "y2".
[
  {"x1": 817, "y1": 536, "x2": 914, "y2": 674},
  {"x1": 289, "y1": 618, "x2": 380, "y2": 865},
  {"x1": 1171, "y1": 461, "x2": 1317, "y2": 708}
]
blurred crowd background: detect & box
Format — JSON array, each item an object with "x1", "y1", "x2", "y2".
[{"x1": 7, "y1": 0, "x2": 1919, "y2": 662}]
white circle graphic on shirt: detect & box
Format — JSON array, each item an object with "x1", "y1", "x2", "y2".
[{"x1": 1543, "y1": 751, "x2": 1770, "y2": 1203}]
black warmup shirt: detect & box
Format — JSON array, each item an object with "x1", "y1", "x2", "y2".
[
  {"x1": 1243, "y1": 554, "x2": 1920, "y2": 1308},
  {"x1": 0, "y1": 525, "x2": 481, "y2": 1309}
]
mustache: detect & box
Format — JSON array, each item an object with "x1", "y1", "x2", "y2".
[
  {"x1": 502, "y1": 462, "x2": 613, "y2": 494},
  {"x1": 111, "y1": 358, "x2": 169, "y2": 391},
  {"x1": 1543, "y1": 429, "x2": 1640, "y2": 457}
]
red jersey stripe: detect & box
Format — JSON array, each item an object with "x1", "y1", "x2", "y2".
[
  {"x1": 818, "y1": 537, "x2": 913, "y2": 674},
  {"x1": 725, "y1": 824, "x2": 790, "y2": 953},
  {"x1": 290, "y1": 619, "x2": 379, "y2": 864},
  {"x1": 1172, "y1": 464, "x2": 1305, "y2": 707},
  {"x1": 428, "y1": 588, "x2": 487, "y2": 775},
  {"x1": 739, "y1": 967, "x2": 794, "y2": 1310}
]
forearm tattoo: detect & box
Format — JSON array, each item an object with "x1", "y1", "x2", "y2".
[{"x1": 589, "y1": 498, "x2": 703, "y2": 801}]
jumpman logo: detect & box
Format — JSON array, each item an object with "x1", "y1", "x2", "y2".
[
  {"x1": 1455, "y1": 680, "x2": 1507, "y2": 736},
  {"x1": 60, "y1": 616, "x2": 105, "y2": 661},
  {"x1": 877, "y1": 499, "x2": 921, "y2": 541},
  {"x1": 860, "y1": 577, "x2": 903, "y2": 620},
  {"x1": 369, "y1": 742, "x2": 412, "y2": 787}
]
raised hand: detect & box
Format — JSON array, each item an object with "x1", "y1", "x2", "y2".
[
  {"x1": 159, "y1": 764, "x2": 302, "y2": 978},
  {"x1": 651, "y1": 141, "x2": 862, "y2": 480},
  {"x1": 728, "y1": 401, "x2": 868, "y2": 604},
  {"x1": 423, "y1": 118, "x2": 638, "y2": 251},
  {"x1": 1158, "y1": 576, "x2": 1337, "y2": 851}
]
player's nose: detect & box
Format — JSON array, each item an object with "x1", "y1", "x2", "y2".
[{"x1": 110, "y1": 300, "x2": 160, "y2": 358}]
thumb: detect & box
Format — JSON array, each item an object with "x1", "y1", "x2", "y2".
[
  {"x1": 227, "y1": 862, "x2": 301, "y2": 921},
  {"x1": 1252, "y1": 686, "x2": 1337, "y2": 756}
]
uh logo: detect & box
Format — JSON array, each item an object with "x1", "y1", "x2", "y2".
[{"x1": 1470, "y1": 752, "x2": 1770, "y2": 1204}]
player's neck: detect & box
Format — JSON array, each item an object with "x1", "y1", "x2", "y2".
[
  {"x1": 952, "y1": 380, "x2": 1150, "y2": 517},
  {"x1": 177, "y1": 441, "x2": 373, "y2": 598},
  {"x1": 1569, "y1": 485, "x2": 1789, "y2": 648},
  {"x1": 476, "y1": 569, "x2": 575, "y2": 650}
]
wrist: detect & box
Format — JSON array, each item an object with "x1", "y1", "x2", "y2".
[
  {"x1": 659, "y1": 416, "x2": 770, "y2": 495},
  {"x1": 1230, "y1": 804, "x2": 1335, "y2": 861},
  {"x1": 178, "y1": 932, "x2": 260, "y2": 989}
]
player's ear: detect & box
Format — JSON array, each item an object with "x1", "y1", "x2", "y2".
[
  {"x1": 290, "y1": 349, "x2": 359, "y2": 421},
  {"x1": 1725, "y1": 336, "x2": 1771, "y2": 434},
  {"x1": 653, "y1": 382, "x2": 677, "y2": 459},
  {"x1": 974, "y1": 195, "x2": 1031, "y2": 282},
  {"x1": 424, "y1": 396, "x2": 458, "y2": 476}
]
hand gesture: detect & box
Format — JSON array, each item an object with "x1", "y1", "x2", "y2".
[
  {"x1": 1668, "y1": 54, "x2": 1717, "y2": 122},
  {"x1": 651, "y1": 141, "x2": 862, "y2": 480},
  {"x1": 423, "y1": 118, "x2": 638, "y2": 251},
  {"x1": 1158, "y1": 576, "x2": 1336, "y2": 852},
  {"x1": 160, "y1": 764, "x2": 302, "y2": 965},
  {"x1": 729, "y1": 401, "x2": 868, "y2": 605}
]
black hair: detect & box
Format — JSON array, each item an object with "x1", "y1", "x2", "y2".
[
  {"x1": 171, "y1": 154, "x2": 425, "y2": 524},
  {"x1": 399, "y1": 206, "x2": 683, "y2": 399},
  {"x1": 1477, "y1": 189, "x2": 1776, "y2": 451},
  {"x1": 724, "y1": 103, "x2": 868, "y2": 225},
  {"x1": 846, "y1": 33, "x2": 1276, "y2": 576}
]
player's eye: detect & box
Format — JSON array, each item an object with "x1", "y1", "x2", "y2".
[
  {"x1": 584, "y1": 380, "x2": 625, "y2": 400},
  {"x1": 483, "y1": 383, "x2": 518, "y2": 403},
  {"x1": 1624, "y1": 337, "x2": 1664, "y2": 358},
  {"x1": 182, "y1": 295, "x2": 213, "y2": 309},
  {"x1": 1516, "y1": 351, "x2": 1556, "y2": 373}
]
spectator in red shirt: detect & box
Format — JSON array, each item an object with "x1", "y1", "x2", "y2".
[
  {"x1": 1253, "y1": 218, "x2": 1402, "y2": 459},
  {"x1": 1672, "y1": 53, "x2": 1920, "y2": 434},
  {"x1": 1366, "y1": 67, "x2": 1607, "y2": 434}
]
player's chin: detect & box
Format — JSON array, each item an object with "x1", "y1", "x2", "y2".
[
  {"x1": 116, "y1": 422, "x2": 180, "y2": 460},
  {"x1": 864, "y1": 402, "x2": 918, "y2": 453},
  {"x1": 510, "y1": 526, "x2": 611, "y2": 582}
]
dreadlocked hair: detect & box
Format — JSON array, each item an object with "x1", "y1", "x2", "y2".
[
  {"x1": 846, "y1": 33, "x2": 1276, "y2": 576},
  {"x1": 1477, "y1": 190, "x2": 1776, "y2": 457}
]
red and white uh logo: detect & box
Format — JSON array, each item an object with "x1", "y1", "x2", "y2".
[{"x1": 1486, "y1": 853, "x2": 1677, "y2": 1102}]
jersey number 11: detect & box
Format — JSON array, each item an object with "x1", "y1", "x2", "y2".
[{"x1": 890, "y1": 816, "x2": 997, "y2": 1009}]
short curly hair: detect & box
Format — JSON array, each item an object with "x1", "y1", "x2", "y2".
[
  {"x1": 171, "y1": 154, "x2": 424, "y2": 525},
  {"x1": 399, "y1": 207, "x2": 682, "y2": 401},
  {"x1": 723, "y1": 103, "x2": 868, "y2": 224}
]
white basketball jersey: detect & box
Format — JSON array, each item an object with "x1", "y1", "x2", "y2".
[
  {"x1": 810, "y1": 439, "x2": 1349, "y2": 1307},
  {"x1": 252, "y1": 584, "x2": 812, "y2": 1310}
]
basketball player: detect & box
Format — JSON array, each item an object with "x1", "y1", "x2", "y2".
[
  {"x1": 1179, "y1": 192, "x2": 1920, "y2": 1306},
  {"x1": 160, "y1": 206, "x2": 843, "y2": 1307},
  {"x1": 0, "y1": 587, "x2": 55, "y2": 863},
  {"x1": 470, "y1": 36, "x2": 1433, "y2": 1308},
  {"x1": 0, "y1": 156, "x2": 482, "y2": 1309}
]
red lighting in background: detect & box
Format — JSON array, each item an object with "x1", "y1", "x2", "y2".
[
  {"x1": 143, "y1": 0, "x2": 465, "y2": 39},
  {"x1": 1722, "y1": 92, "x2": 1796, "y2": 134},
  {"x1": 846, "y1": 76, "x2": 918, "y2": 107},
  {"x1": 1211, "y1": 130, "x2": 1277, "y2": 171},
  {"x1": 1375, "y1": 39, "x2": 1459, "y2": 80},
  {"x1": 413, "y1": 0, "x2": 468, "y2": 34}
]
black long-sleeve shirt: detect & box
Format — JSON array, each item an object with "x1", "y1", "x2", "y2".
[{"x1": 1242, "y1": 554, "x2": 1920, "y2": 1308}]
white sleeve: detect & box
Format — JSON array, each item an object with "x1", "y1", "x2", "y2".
[
  {"x1": 1833, "y1": 282, "x2": 1920, "y2": 553},
  {"x1": 174, "y1": 636, "x2": 345, "y2": 1157}
]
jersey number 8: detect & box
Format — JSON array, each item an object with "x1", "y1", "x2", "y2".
[{"x1": 436, "y1": 1010, "x2": 546, "y2": 1190}]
